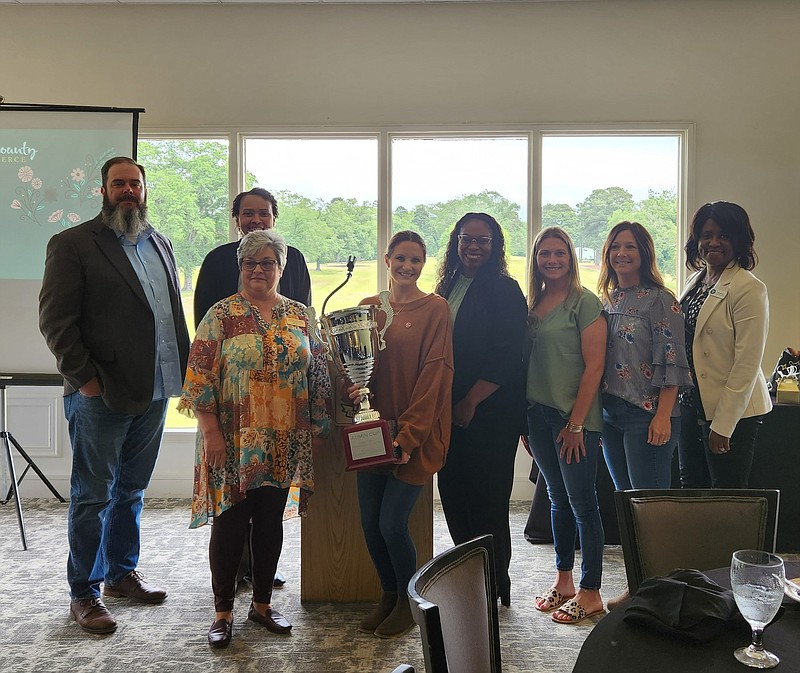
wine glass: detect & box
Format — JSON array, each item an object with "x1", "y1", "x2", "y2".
[{"x1": 730, "y1": 549, "x2": 785, "y2": 669}]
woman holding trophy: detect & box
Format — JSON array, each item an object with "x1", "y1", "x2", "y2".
[{"x1": 353, "y1": 230, "x2": 454, "y2": 639}]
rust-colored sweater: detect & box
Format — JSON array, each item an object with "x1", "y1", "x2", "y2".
[{"x1": 360, "y1": 293, "x2": 454, "y2": 485}]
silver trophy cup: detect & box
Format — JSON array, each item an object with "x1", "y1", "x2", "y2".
[
  {"x1": 306, "y1": 292, "x2": 397, "y2": 470},
  {"x1": 322, "y1": 294, "x2": 393, "y2": 423}
]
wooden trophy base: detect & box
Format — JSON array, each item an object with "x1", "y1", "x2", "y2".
[{"x1": 342, "y1": 419, "x2": 400, "y2": 471}]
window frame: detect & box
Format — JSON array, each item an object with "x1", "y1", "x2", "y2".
[
  {"x1": 145, "y1": 123, "x2": 692, "y2": 287},
  {"x1": 142, "y1": 123, "x2": 693, "y2": 436}
]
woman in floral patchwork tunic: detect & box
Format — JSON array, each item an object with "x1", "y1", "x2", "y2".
[
  {"x1": 177, "y1": 230, "x2": 330, "y2": 648},
  {"x1": 598, "y1": 221, "x2": 691, "y2": 492}
]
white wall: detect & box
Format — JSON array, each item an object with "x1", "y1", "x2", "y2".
[{"x1": 2, "y1": 0, "x2": 798, "y2": 499}]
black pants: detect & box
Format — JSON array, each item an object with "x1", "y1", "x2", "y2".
[
  {"x1": 209, "y1": 486, "x2": 289, "y2": 612},
  {"x1": 678, "y1": 405, "x2": 763, "y2": 489},
  {"x1": 438, "y1": 413, "x2": 519, "y2": 593}
]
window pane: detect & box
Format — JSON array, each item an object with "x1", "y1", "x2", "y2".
[
  {"x1": 391, "y1": 137, "x2": 528, "y2": 293},
  {"x1": 542, "y1": 135, "x2": 680, "y2": 293},
  {"x1": 244, "y1": 138, "x2": 378, "y2": 313},
  {"x1": 138, "y1": 137, "x2": 229, "y2": 430}
]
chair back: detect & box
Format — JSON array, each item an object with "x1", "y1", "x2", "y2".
[
  {"x1": 407, "y1": 534, "x2": 501, "y2": 673},
  {"x1": 615, "y1": 488, "x2": 780, "y2": 594}
]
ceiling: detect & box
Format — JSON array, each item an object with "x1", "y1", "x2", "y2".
[{"x1": 3, "y1": 0, "x2": 579, "y2": 5}]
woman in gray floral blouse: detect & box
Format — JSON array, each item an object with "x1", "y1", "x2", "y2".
[{"x1": 598, "y1": 221, "x2": 692, "y2": 491}]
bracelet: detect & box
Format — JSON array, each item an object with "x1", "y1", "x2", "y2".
[{"x1": 565, "y1": 421, "x2": 584, "y2": 433}]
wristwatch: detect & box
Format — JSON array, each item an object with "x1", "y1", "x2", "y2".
[{"x1": 565, "y1": 421, "x2": 584, "y2": 433}]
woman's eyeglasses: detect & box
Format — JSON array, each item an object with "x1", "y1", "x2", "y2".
[
  {"x1": 457, "y1": 234, "x2": 493, "y2": 247},
  {"x1": 241, "y1": 259, "x2": 279, "y2": 272}
]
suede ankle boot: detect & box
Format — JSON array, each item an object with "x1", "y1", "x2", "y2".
[
  {"x1": 358, "y1": 591, "x2": 398, "y2": 633},
  {"x1": 374, "y1": 596, "x2": 415, "y2": 639}
]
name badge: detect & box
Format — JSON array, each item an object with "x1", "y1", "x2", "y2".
[{"x1": 286, "y1": 317, "x2": 305, "y2": 328}]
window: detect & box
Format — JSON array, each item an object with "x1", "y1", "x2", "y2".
[
  {"x1": 243, "y1": 137, "x2": 378, "y2": 312},
  {"x1": 390, "y1": 136, "x2": 528, "y2": 292},
  {"x1": 540, "y1": 133, "x2": 683, "y2": 293},
  {"x1": 139, "y1": 125, "x2": 690, "y2": 432},
  {"x1": 138, "y1": 136, "x2": 229, "y2": 430}
]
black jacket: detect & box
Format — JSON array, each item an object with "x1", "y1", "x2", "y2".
[
  {"x1": 444, "y1": 271, "x2": 527, "y2": 420},
  {"x1": 193, "y1": 240, "x2": 312, "y2": 328}
]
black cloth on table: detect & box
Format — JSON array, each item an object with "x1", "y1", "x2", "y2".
[
  {"x1": 572, "y1": 562, "x2": 800, "y2": 673},
  {"x1": 623, "y1": 568, "x2": 749, "y2": 644}
]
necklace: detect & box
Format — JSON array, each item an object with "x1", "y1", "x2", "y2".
[{"x1": 390, "y1": 294, "x2": 423, "y2": 327}]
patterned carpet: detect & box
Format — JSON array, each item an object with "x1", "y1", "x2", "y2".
[{"x1": 0, "y1": 499, "x2": 628, "y2": 673}]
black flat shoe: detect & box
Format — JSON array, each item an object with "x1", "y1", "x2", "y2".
[
  {"x1": 248, "y1": 604, "x2": 292, "y2": 634},
  {"x1": 208, "y1": 618, "x2": 233, "y2": 648},
  {"x1": 273, "y1": 571, "x2": 286, "y2": 587}
]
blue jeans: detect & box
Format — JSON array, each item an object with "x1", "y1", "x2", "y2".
[
  {"x1": 357, "y1": 471, "x2": 423, "y2": 595},
  {"x1": 64, "y1": 392, "x2": 168, "y2": 599},
  {"x1": 602, "y1": 394, "x2": 679, "y2": 490},
  {"x1": 527, "y1": 403, "x2": 604, "y2": 590}
]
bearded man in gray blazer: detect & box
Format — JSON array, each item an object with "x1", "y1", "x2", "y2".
[{"x1": 39, "y1": 156, "x2": 190, "y2": 635}]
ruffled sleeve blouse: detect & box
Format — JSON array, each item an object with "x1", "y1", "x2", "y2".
[{"x1": 602, "y1": 285, "x2": 692, "y2": 416}]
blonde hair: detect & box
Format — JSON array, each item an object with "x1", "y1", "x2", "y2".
[{"x1": 527, "y1": 226, "x2": 583, "y2": 313}]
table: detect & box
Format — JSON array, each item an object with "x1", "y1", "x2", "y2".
[
  {"x1": 750, "y1": 403, "x2": 800, "y2": 551},
  {"x1": 572, "y1": 561, "x2": 800, "y2": 673}
]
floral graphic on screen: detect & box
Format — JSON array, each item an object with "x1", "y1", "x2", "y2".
[
  {"x1": 10, "y1": 165, "x2": 45, "y2": 224},
  {"x1": 8, "y1": 149, "x2": 114, "y2": 227}
]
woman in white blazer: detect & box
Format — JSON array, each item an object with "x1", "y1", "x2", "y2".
[{"x1": 677, "y1": 201, "x2": 772, "y2": 488}]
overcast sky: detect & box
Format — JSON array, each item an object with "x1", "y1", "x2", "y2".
[{"x1": 246, "y1": 135, "x2": 679, "y2": 212}]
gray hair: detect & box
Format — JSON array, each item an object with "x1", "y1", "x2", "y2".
[{"x1": 237, "y1": 230, "x2": 287, "y2": 269}]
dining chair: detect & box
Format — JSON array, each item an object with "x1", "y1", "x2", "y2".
[
  {"x1": 406, "y1": 534, "x2": 501, "y2": 673},
  {"x1": 615, "y1": 488, "x2": 780, "y2": 594}
]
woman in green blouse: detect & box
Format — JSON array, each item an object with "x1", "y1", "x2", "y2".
[{"x1": 526, "y1": 226, "x2": 607, "y2": 625}]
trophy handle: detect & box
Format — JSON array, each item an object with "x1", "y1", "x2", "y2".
[
  {"x1": 304, "y1": 306, "x2": 329, "y2": 357},
  {"x1": 377, "y1": 291, "x2": 394, "y2": 350}
]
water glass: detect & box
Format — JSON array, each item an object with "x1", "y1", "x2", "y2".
[{"x1": 730, "y1": 549, "x2": 785, "y2": 669}]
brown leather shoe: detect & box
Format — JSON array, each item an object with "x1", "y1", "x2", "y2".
[
  {"x1": 103, "y1": 570, "x2": 167, "y2": 604},
  {"x1": 248, "y1": 604, "x2": 292, "y2": 634},
  {"x1": 208, "y1": 618, "x2": 233, "y2": 648},
  {"x1": 70, "y1": 598, "x2": 117, "y2": 634}
]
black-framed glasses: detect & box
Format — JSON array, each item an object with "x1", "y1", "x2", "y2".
[
  {"x1": 457, "y1": 234, "x2": 493, "y2": 247},
  {"x1": 241, "y1": 259, "x2": 279, "y2": 272}
]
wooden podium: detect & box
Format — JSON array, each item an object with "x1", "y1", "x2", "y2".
[{"x1": 300, "y1": 378, "x2": 433, "y2": 602}]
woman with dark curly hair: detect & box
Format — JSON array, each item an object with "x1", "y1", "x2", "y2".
[
  {"x1": 678, "y1": 201, "x2": 771, "y2": 489},
  {"x1": 434, "y1": 212, "x2": 527, "y2": 607}
]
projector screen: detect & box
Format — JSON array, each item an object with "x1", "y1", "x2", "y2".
[{"x1": 0, "y1": 106, "x2": 140, "y2": 373}]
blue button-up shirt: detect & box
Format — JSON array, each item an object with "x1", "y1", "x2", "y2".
[{"x1": 119, "y1": 227, "x2": 183, "y2": 400}]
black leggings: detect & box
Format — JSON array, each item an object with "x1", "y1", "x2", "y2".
[{"x1": 209, "y1": 485, "x2": 289, "y2": 612}]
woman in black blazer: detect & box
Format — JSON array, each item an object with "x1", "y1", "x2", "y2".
[{"x1": 434, "y1": 212, "x2": 527, "y2": 607}]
